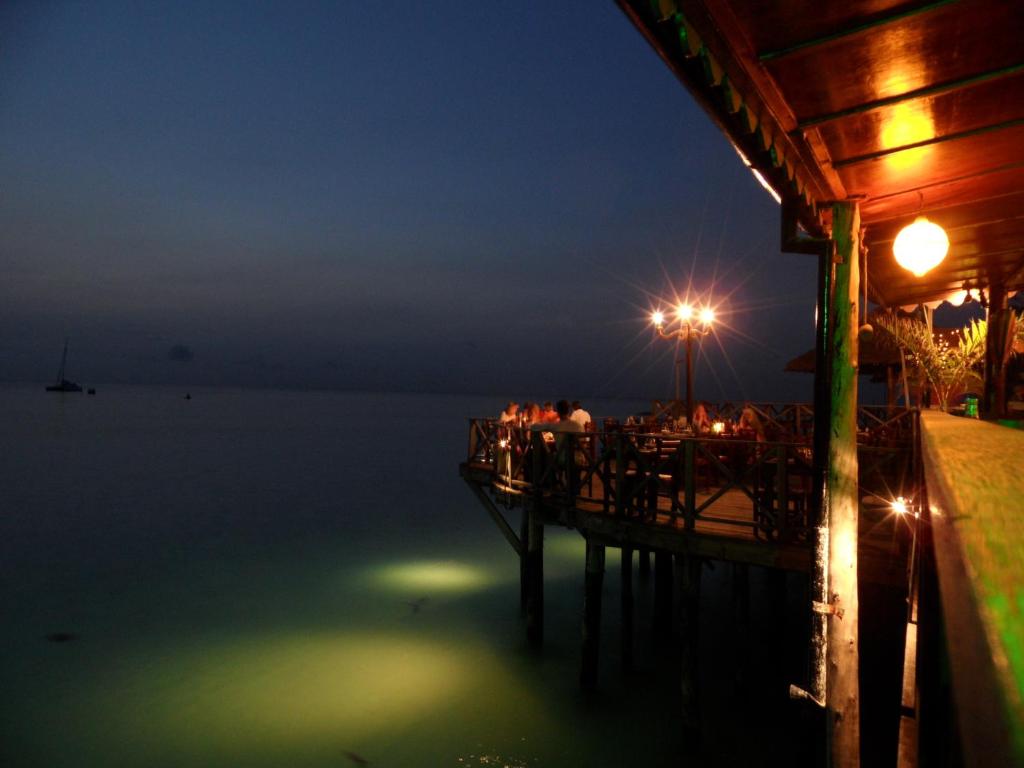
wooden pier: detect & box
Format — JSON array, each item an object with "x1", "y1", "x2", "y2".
[{"x1": 460, "y1": 403, "x2": 919, "y2": 716}]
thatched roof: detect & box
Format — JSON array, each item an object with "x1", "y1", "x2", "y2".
[{"x1": 785, "y1": 327, "x2": 960, "y2": 375}]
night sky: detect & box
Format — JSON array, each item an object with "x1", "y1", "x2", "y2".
[{"x1": 1, "y1": 1, "x2": 821, "y2": 402}]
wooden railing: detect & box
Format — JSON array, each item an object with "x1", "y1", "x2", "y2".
[
  {"x1": 465, "y1": 405, "x2": 918, "y2": 544},
  {"x1": 641, "y1": 401, "x2": 916, "y2": 442}
]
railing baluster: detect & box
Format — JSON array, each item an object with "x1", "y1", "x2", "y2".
[
  {"x1": 615, "y1": 433, "x2": 625, "y2": 517},
  {"x1": 684, "y1": 439, "x2": 696, "y2": 530}
]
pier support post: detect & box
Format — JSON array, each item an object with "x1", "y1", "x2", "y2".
[
  {"x1": 520, "y1": 510, "x2": 528, "y2": 614},
  {"x1": 525, "y1": 507, "x2": 544, "y2": 648},
  {"x1": 732, "y1": 562, "x2": 750, "y2": 689},
  {"x1": 621, "y1": 545, "x2": 634, "y2": 671},
  {"x1": 826, "y1": 200, "x2": 861, "y2": 767},
  {"x1": 638, "y1": 547, "x2": 651, "y2": 578},
  {"x1": 654, "y1": 550, "x2": 673, "y2": 639},
  {"x1": 580, "y1": 540, "x2": 606, "y2": 691},
  {"x1": 676, "y1": 553, "x2": 702, "y2": 736},
  {"x1": 527, "y1": 433, "x2": 546, "y2": 649}
]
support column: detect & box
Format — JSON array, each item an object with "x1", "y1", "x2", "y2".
[
  {"x1": 621, "y1": 546, "x2": 634, "y2": 671},
  {"x1": 827, "y1": 200, "x2": 861, "y2": 768},
  {"x1": 732, "y1": 562, "x2": 750, "y2": 690},
  {"x1": 654, "y1": 550, "x2": 673, "y2": 639},
  {"x1": 527, "y1": 433, "x2": 546, "y2": 649},
  {"x1": 526, "y1": 507, "x2": 544, "y2": 649},
  {"x1": 984, "y1": 283, "x2": 1009, "y2": 419},
  {"x1": 520, "y1": 509, "x2": 528, "y2": 613},
  {"x1": 676, "y1": 553, "x2": 702, "y2": 737},
  {"x1": 580, "y1": 540, "x2": 605, "y2": 691},
  {"x1": 638, "y1": 547, "x2": 651, "y2": 578},
  {"x1": 807, "y1": 235, "x2": 835, "y2": 715}
]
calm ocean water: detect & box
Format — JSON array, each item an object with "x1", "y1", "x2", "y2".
[{"x1": 0, "y1": 386, "x2": 813, "y2": 767}]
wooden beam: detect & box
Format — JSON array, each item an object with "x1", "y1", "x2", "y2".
[
  {"x1": 833, "y1": 117, "x2": 1024, "y2": 168},
  {"x1": 463, "y1": 478, "x2": 522, "y2": 556},
  {"x1": 758, "y1": 0, "x2": 959, "y2": 62},
  {"x1": 828, "y1": 200, "x2": 862, "y2": 767},
  {"x1": 798, "y1": 62, "x2": 1024, "y2": 129}
]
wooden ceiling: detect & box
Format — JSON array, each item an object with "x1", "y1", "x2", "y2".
[{"x1": 618, "y1": 0, "x2": 1024, "y2": 307}]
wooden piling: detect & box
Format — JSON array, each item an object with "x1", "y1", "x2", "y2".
[
  {"x1": 580, "y1": 540, "x2": 606, "y2": 691},
  {"x1": 520, "y1": 509, "x2": 528, "y2": 613},
  {"x1": 654, "y1": 550, "x2": 673, "y2": 639},
  {"x1": 621, "y1": 545, "x2": 634, "y2": 671},
  {"x1": 638, "y1": 547, "x2": 651, "y2": 577},
  {"x1": 676, "y1": 553, "x2": 702, "y2": 736},
  {"x1": 526, "y1": 507, "x2": 544, "y2": 648},
  {"x1": 732, "y1": 562, "x2": 750, "y2": 689},
  {"x1": 527, "y1": 432, "x2": 546, "y2": 649}
]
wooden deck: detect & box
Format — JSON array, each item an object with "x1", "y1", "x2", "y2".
[{"x1": 460, "y1": 421, "x2": 917, "y2": 581}]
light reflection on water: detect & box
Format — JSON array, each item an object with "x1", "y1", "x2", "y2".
[{"x1": 0, "y1": 387, "x2": 810, "y2": 767}]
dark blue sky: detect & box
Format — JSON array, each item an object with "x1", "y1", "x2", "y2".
[{"x1": 1, "y1": 1, "x2": 821, "y2": 402}]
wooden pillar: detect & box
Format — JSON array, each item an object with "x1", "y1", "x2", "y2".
[
  {"x1": 676, "y1": 553, "x2": 702, "y2": 736},
  {"x1": 527, "y1": 432, "x2": 546, "y2": 649},
  {"x1": 520, "y1": 509, "x2": 528, "y2": 613},
  {"x1": 768, "y1": 566, "x2": 788, "y2": 689},
  {"x1": 654, "y1": 550, "x2": 673, "y2": 639},
  {"x1": 732, "y1": 562, "x2": 750, "y2": 689},
  {"x1": 807, "y1": 238, "x2": 835, "y2": 715},
  {"x1": 984, "y1": 283, "x2": 1009, "y2": 419},
  {"x1": 827, "y1": 200, "x2": 861, "y2": 767},
  {"x1": 621, "y1": 545, "x2": 634, "y2": 671},
  {"x1": 580, "y1": 540, "x2": 605, "y2": 691}
]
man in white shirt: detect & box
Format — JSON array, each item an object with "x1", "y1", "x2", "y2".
[
  {"x1": 569, "y1": 400, "x2": 592, "y2": 429},
  {"x1": 498, "y1": 401, "x2": 519, "y2": 423}
]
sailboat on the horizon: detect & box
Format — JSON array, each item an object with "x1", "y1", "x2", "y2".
[{"x1": 45, "y1": 339, "x2": 83, "y2": 392}]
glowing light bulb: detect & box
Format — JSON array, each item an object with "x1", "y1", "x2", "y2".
[
  {"x1": 677, "y1": 304, "x2": 693, "y2": 321},
  {"x1": 893, "y1": 216, "x2": 948, "y2": 277},
  {"x1": 891, "y1": 497, "x2": 908, "y2": 515},
  {"x1": 652, "y1": 310, "x2": 665, "y2": 327},
  {"x1": 699, "y1": 307, "x2": 715, "y2": 325}
]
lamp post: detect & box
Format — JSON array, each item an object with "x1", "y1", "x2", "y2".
[{"x1": 651, "y1": 304, "x2": 715, "y2": 427}]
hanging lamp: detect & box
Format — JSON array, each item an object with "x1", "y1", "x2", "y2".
[{"x1": 893, "y1": 216, "x2": 948, "y2": 277}]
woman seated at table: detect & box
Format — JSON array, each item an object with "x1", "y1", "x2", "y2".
[
  {"x1": 691, "y1": 402, "x2": 712, "y2": 433},
  {"x1": 498, "y1": 401, "x2": 519, "y2": 423},
  {"x1": 738, "y1": 406, "x2": 766, "y2": 442},
  {"x1": 522, "y1": 402, "x2": 542, "y2": 426}
]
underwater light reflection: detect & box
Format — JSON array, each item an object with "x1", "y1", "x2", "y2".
[
  {"x1": 370, "y1": 560, "x2": 499, "y2": 593},
  {"x1": 78, "y1": 630, "x2": 533, "y2": 763}
]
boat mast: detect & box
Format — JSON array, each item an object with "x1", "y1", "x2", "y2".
[{"x1": 57, "y1": 338, "x2": 68, "y2": 382}]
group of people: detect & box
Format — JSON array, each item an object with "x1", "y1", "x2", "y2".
[
  {"x1": 498, "y1": 399, "x2": 593, "y2": 432},
  {"x1": 497, "y1": 398, "x2": 766, "y2": 440},
  {"x1": 646, "y1": 401, "x2": 767, "y2": 441}
]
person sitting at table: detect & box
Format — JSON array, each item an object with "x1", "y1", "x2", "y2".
[
  {"x1": 498, "y1": 401, "x2": 519, "y2": 423},
  {"x1": 523, "y1": 402, "x2": 542, "y2": 426},
  {"x1": 738, "y1": 406, "x2": 766, "y2": 441},
  {"x1": 531, "y1": 400, "x2": 584, "y2": 480},
  {"x1": 569, "y1": 400, "x2": 592, "y2": 429},
  {"x1": 531, "y1": 399, "x2": 582, "y2": 433},
  {"x1": 541, "y1": 401, "x2": 559, "y2": 422},
  {"x1": 691, "y1": 402, "x2": 712, "y2": 433}
]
